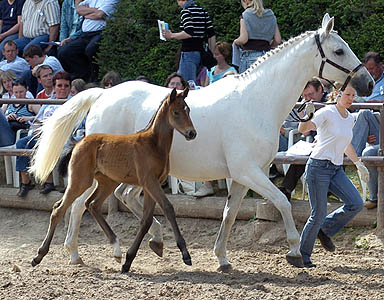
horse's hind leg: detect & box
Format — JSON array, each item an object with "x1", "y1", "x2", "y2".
[
  {"x1": 144, "y1": 181, "x2": 191, "y2": 266},
  {"x1": 121, "y1": 192, "x2": 156, "y2": 273},
  {"x1": 85, "y1": 175, "x2": 121, "y2": 262},
  {"x1": 64, "y1": 180, "x2": 97, "y2": 265},
  {"x1": 114, "y1": 183, "x2": 164, "y2": 257}
]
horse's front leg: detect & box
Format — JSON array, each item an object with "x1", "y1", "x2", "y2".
[
  {"x1": 145, "y1": 181, "x2": 191, "y2": 266},
  {"x1": 114, "y1": 183, "x2": 164, "y2": 257},
  {"x1": 121, "y1": 191, "x2": 156, "y2": 273},
  {"x1": 214, "y1": 181, "x2": 248, "y2": 272},
  {"x1": 232, "y1": 162, "x2": 303, "y2": 268},
  {"x1": 64, "y1": 180, "x2": 98, "y2": 265}
]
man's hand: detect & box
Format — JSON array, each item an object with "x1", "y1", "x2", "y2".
[
  {"x1": 162, "y1": 29, "x2": 173, "y2": 40},
  {"x1": 367, "y1": 135, "x2": 377, "y2": 144}
]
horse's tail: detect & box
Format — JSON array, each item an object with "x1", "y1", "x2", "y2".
[
  {"x1": 29, "y1": 88, "x2": 104, "y2": 183},
  {"x1": 57, "y1": 138, "x2": 76, "y2": 178}
]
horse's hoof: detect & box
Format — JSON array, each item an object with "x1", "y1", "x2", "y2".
[
  {"x1": 114, "y1": 256, "x2": 122, "y2": 263},
  {"x1": 183, "y1": 257, "x2": 192, "y2": 266},
  {"x1": 217, "y1": 264, "x2": 233, "y2": 273},
  {"x1": 149, "y1": 240, "x2": 164, "y2": 257},
  {"x1": 31, "y1": 258, "x2": 39, "y2": 267},
  {"x1": 69, "y1": 258, "x2": 86, "y2": 266},
  {"x1": 121, "y1": 265, "x2": 130, "y2": 274},
  {"x1": 286, "y1": 254, "x2": 304, "y2": 268}
]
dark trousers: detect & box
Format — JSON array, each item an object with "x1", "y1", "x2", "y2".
[
  {"x1": 58, "y1": 31, "x2": 102, "y2": 81},
  {"x1": 283, "y1": 164, "x2": 305, "y2": 192}
]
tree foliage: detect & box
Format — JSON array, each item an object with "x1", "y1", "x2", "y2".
[{"x1": 98, "y1": 0, "x2": 384, "y2": 84}]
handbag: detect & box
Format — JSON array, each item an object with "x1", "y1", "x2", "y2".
[
  {"x1": 8, "y1": 119, "x2": 29, "y2": 131},
  {"x1": 200, "y1": 47, "x2": 217, "y2": 70}
]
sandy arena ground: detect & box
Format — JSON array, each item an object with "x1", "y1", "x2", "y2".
[{"x1": 0, "y1": 207, "x2": 383, "y2": 300}]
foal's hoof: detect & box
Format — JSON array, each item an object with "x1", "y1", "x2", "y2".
[
  {"x1": 121, "y1": 265, "x2": 131, "y2": 274},
  {"x1": 31, "y1": 257, "x2": 40, "y2": 267},
  {"x1": 183, "y1": 257, "x2": 192, "y2": 266},
  {"x1": 114, "y1": 256, "x2": 122, "y2": 263},
  {"x1": 286, "y1": 254, "x2": 304, "y2": 268},
  {"x1": 217, "y1": 264, "x2": 233, "y2": 273},
  {"x1": 149, "y1": 240, "x2": 164, "y2": 257},
  {"x1": 69, "y1": 257, "x2": 86, "y2": 266}
]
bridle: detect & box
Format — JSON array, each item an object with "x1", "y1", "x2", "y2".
[
  {"x1": 315, "y1": 32, "x2": 364, "y2": 92},
  {"x1": 290, "y1": 32, "x2": 364, "y2": 123}
]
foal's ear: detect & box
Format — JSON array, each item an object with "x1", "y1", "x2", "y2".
[
  {"x1": 170, "y1": 88, "x2": 177, "y2": 103},
  {"x1": 181, "y1": 87, "x2": 189, "y2": 98}
]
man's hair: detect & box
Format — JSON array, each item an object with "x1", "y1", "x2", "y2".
[
  {"x1": 305, "y1": 78, "x2": 324, "y2": 92},
  {"x1": 363, "y1": 52, "x2": 383, "y2": 65},
  {"x1": 164, "y1": 72, "x2": 188, "y2": 89},
  {"x1": 53, "y1": 71, "x2": 71, "y2": 85},
  {"x1": 23, "y1": 44, "x2": 43, "y2": 58},
  {"x1": 3, "y1": 40, "x2": 17, "y2": 49},
  {"x1": 34, "y1": 64, "x2": 53, "y2": 78}
]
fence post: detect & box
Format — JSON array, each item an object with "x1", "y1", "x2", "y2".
[{"x1": 377, "y1": 107, "x2": 384, "y2": 239}]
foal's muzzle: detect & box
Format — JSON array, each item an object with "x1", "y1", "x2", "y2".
[{"x1": 185, "y1": 129, "x2": 197, "y2": 141}]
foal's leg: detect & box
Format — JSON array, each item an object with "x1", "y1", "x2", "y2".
[
  {"x1": 121, "y1": 192, "x2": 156, "y2": 273},
  {"x1": 85, "y1": 175, "x2": 122, "y2": 262},
  {"x1": 214, "y1": 181, "x2": 248, "y2": 272},
  {"x1": 32, "y1": 176, "x2": 94, "y2": 266},
  {"x1": 144, "y1": 180, "x2": 191, "y2": 266},
  {"x1": 114, "y1": 183, "x2": 164, "y2": 257}
]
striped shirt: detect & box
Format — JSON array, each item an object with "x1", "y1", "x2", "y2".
[
  {"x1": 21, "y1": 0, "x2": 60, "y2": 38},
  {"x1": 180, "y1": 3, "x2": 215, "y2": 52}
]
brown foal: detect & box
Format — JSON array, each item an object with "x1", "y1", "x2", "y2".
[{"x1": 31, "y1": 88, "x2": 196, "y2": 273}]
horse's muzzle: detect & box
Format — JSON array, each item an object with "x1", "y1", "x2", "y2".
[{"x1": 185, "y1": 129, "x2": 197, "y2": 141}]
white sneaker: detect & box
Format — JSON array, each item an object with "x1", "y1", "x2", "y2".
[{"x1": 193, "y1": 183, "x2": 214, "y2": 198}]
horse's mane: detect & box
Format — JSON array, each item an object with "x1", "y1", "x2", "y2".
[
  {"x1": 236, "y1": 31, "x2": 314, "y2": 78},
  {"x1": 137, "y1": 94, "x2": 168, "y2": 133}
]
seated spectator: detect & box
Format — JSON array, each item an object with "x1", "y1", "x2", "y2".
[
  {"x1": 14, "y1": 0, "x2": 60, "y2": 56},
  {"x1": 362, "y1": 145, "x2": 379, "y2": 209},
  {"x1": 0, "y1": 40, "x2": 30, "y2": 78},
  {"x1": 0, "y1": 0, "x2": 24, "y2": 60},
  {"x1": 0, "y1": 79, "x2": 39, "y2": 146},
  {"x1": 0, "y1": 69, "x2": 16, "y2": 102},
  {"x1": 58, "y1": 0, "x2": 83, "y2": 47},
  {"x1": 21, "y1": 44, "x2": 64, "y2": 96},
  {"x1": 34, "y1": 65, "x2": 54, "y2": 99},
  {"x1": 16, "y1": 71, "x2": 71, "y2": 197},
  {"x1": 135, "y1": 75, "x2": 149, "y2": 83},
  {"x1": 70, "y1": 78, "x2": 86, "y2": 96},
  {"x1": 100, "y1": 70, "x2": 122, "y2": 89},
  {"x1": 58, "y1": 0, "x2": 119, "y2": 82},
  {"x1": 164, "y1": 72, "x2": 188, "y2": 90},
  {"x1": 203, "y1": 41, "x2": 237, "y2": 86}
]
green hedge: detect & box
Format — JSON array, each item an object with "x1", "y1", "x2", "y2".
[{"x1": 98, "y1": 0, "x2": 384, "y2": 84}]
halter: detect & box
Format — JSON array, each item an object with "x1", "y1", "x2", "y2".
[{"x1": 315, "y1": 33, "x2": 364, "y2": 92}]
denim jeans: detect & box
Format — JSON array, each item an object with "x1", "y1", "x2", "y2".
[
  {"x1": 362, "y1": 144, "x2": 379, "y2": 202},
  {"x1": 14, "y1": 34, "x2": 49, "y2": 57},
  {"x1": 300, "y1": 158, "x2": 363, "y2": 263},
  {"x1": 239, "y1": 50, "x2": 266, "y2": 73},
  {"x1": 278, "y1": 134, "x2": 288, "y2": 152},
  {"x1": 178, "y1": 51, "x2": 201, "y2": 84},
  {"x1": 0, "y1": 111, "x2": 15, "y2": 147},
  {"x1": 16, "y1": 134, "x2": 38, "y2": 172},
  {"x1": 351, "y1": 110, "x2": 379, "y2": 156}
]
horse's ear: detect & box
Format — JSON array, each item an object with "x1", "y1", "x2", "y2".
[
  {"x1": 182, "y1": 87, "x2": 189, "y2": 98},
  {"x1": 170, "y1": 88, "x2": 177, "y2": 103},
  {"x1": 321, "y1": 13, "x2": 334, "y2": 38}
]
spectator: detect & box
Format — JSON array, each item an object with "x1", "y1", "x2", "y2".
[
  {"x1": 70, "y1": 78, "x2": 86, "y2": 96},
  {"x1": 16, "y1": 71, "x2": 71, "y2": 197},
  {"x1": 135, "y1": 75, "x2": 149, "y2": 83},
  {"x1": 34, "y1": 64, "x2": 54, "y2": 99},
  {"x1": 203, "y1": 41, "x2": 237, "y2": 86},
  {"x1": 58, "y1": 0, "x2": 83, "y2": 47},
  {"x1": 298, "y1": 85, "x2": 367, "y2": 268},
  {"x1": 234, "y1": 0, "x2": 282, "y2": 73},
  {"x1": 14, "y1": 0, "x2": 60, "y2": 56},
  {"x1": 22, "y1": 44, "x2": 64, "y2": 96},
  {"x1": 164, "y1": 72, "x2": 188, "y2": 90},
  {"x1": 362, "y1": 145, "x2": 379, "y2": 209},
  {"x1": 0, "y1": 40, "x2": 29, "y2": 78},
  {"x1": 100, "y1": 70, "x2": 122, "y2": 89},
  {"x1": 0, "y1": 0, "x2": 24, "y2": 60},
  {"x1": 0, "y1": 69, "x2": 16, "y2": 101},
  {"x1": 163, "y1": 0, "x2": 216, "y2": 84},
  {"x1": 359, "y1": 52, "x2": 384, "y2": 103},
  {"x1": 58, "y1": 0, "x2": 119, "y2": 82}
]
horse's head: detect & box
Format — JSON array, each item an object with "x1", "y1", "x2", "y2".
[
  {"x1": 167, "y1": 88, "x2": 197, "y2": 141},
  {"x1": 314, "y1": 14, "x2": 374, "y2": 96}
]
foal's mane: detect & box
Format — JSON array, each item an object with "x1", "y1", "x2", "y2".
[
  {"x1": 137, "y1": 94, "x2": 169, "y2": 133},
  {"x1": 236, "y1": 31, "x2": 314, "y2": 78}
]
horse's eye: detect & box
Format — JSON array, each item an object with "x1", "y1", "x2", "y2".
[
  {"x1": 335, "y1": 49, "x2": 344, "y2": 56},
  {"x1": 174, "y1": 110, "x2": 179, "y2": 116}
]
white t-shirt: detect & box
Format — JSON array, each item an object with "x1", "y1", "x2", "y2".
[{"x1": 310, "y1": 105, "x2": 354, "y2": 165}]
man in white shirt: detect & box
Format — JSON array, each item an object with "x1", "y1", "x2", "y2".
[{"x1": 0, "y1": 40, "x2": 29, "y2": 78}]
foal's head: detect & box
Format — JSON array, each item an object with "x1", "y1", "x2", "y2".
[{"x1": 167, "y1": 88, "x2": 196, "y2": 141}]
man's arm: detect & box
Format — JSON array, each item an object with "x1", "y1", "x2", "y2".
[
  {"x1": 43, "y1": 24, "x2": 60, "y2": 55},
  {"x1": 208, "y1": 35, "x2": 216, "y2": 53},
  {"x1": 77, "y1": 5, "x2": 106, "y2": 20}
]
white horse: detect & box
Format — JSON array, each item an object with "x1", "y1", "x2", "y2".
[{"x1": 30, "y1": 14, "x2": 373, "y2": 272}]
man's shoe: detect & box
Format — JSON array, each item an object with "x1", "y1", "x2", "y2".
[
  {"x1": 303, "y1": 261, "x2": 317, "y2": 268},
  {"x1": 40, "y1": 182, "x2": 55, "y2": 195},
  {"x1": 365, "y1": 201, "x2": 377, "y2": 209},
  {"x1": 193, "y1": 183, "x2": 214, "y2": 198},
  {"x1": 17, "y1": 182, "x2": 35, "y2": 197},
  {"x1": 278, "y1": 186, "x2": 291, "y2": 202},
  {"x1": 317, "y1": 229, "x2": 335, "y2": 252}
]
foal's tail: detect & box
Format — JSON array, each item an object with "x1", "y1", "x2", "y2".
[{"x1": 30, "y1": 88, "x2": 105, "y2": 183}]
